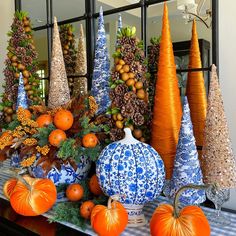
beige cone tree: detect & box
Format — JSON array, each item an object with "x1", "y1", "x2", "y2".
[
  {"x1": 48, "y1": 17, "x2": 70, "y2": 108},
  {"x1": 202, "y1": 65, "x2": 236, "y2": 188}
]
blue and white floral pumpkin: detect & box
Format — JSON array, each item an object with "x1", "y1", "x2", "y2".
[{"x1": 96, "y1": 128, "x2": 165, "y2": 226}]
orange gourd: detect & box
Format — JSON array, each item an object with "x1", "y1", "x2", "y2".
[
  {"x1": 150, "y1": 185, "x2": 210, "y2": 236},
  {"x1": 82, "y1": 133, "x2": 98, "y2": 148},
  {"x1": 3, "y1": 178, "x2": 17, "y2": 199},
  {"x1": 89, "y1": 174, "x2": 103, "y2": 196},
  {"x1": 48, "y1": 129, "x2": 67, "y2": 147},
  {"x1": 80, "y1": 200, "x2": 95, "y2": 219},
  {"x1": 10, "y1": 175, "x2": 57, "y2": 216},
  {"x1": 53, "y1": 109, "x2": 74, "y2": 131},
  {"x1": 66, "y1": 183, "x2": 84, "y2": 201},
  {"x1": 24, "y1": 109, "x2": 32, "y2": 119},
  {"x1": 91, "y1": 196, "x2": 128, "y2": 236},
  {"x1": 36, "y1": 114, "x2": 53, "y2": 127}
]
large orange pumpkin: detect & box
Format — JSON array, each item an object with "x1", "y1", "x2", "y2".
[
  {"x1": 82, "y1": 133, "x2": 98, "y2": 148},
  {"x1": 10, "y1": 175, "x2": 57, "y2": 216},
  {"x1": 89, "y1": 174, "x2": 103, "y2": 196},
  {"x1": 3, "y1": 178, "x2": 18, "y2": 199},
  {"x1": 53, "y1": 109, "x2": 74, "y2": 131},
  {"x1": 48, "y1": 129, "x2": 67, "y2": 147},
  {"x1": 36, "y1": 114, "x2": 53, "y2": 127},
  {"x1": 150, "y1": 185, "x2": 210, "y2": 236},
  {"x1": 91, "y1": 195, "x2": 128, "y2": 236}
]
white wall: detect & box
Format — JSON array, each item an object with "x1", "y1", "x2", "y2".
[
  {"x1": 0, "y1": 1, "x2": 15, "y2": 93},
  {"x1": 219, "y1": 0, "x2": 236, "y2": 210}
]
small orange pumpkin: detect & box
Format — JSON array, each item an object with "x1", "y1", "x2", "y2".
[
  {"x1": 66, "y1": 183, "x2": 84, "y2": 202},
  {"x1": 89, "y1": 174, "x2": 103, "y2": 196},
  {"x1": 80, "y1": 200, "x2": 95, "y2": 219},
  {"x1": 36, "y1": 114, "x2": 53, "y2": 127},
  {"x1": 91, "y1": 195, "x2": 128, "y2": 236},
  {"x1": 48, "y1": 129, "x2": 67, "y2": 147},
  {"x1": 24, "y1": 109, "x2": 32, "y2": 119},
  {"x1": 150, "y1": 184, "x2": 211, "y2": 236},
  {"x1": 10, "y1": 175, "x2": 57, "y2": 216},
  {"x1": 53, "y1": 109, "x2": 74, "y2": 131},
  {"x1": 3, "y1": 178, "x2": 18, "y2": 199},
  {"x1": 82, "y1": 133, "x2": 98, "y2": 148}
]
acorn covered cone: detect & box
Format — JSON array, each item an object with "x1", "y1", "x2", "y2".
[
  {"x1": 186, "y1": 20, "x2": 207, "y2": 157},
  {"x1": 151, "y1": 3, "x2": 182, "y2": 180},
  {"x1": 73, "y1": 24, "x2": 87, "y2": 97},
  {"x1": 0, "y1": 11, "x2": 42, "y2": 125},
  {"x1": 16, "y1": 73, "x2": 28, "y2": 110},
  {"x1": 59, "y1": 24, "x2": 77, "y2": 94},
  {"x1": 91, "y1": 7, "x2": 110, "y2": 115},
  {"x1": 168, "y1": 97, "x2": 205, "y2": 205},
  {"x1": 202, "y1": 65, "x2": 236, "y2": 189},
  {"x1": 48, "y1": 17, "x2": 70, "y2": 109}
]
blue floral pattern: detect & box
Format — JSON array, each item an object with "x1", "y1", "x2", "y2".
[
  {"x1": 168, "y1": 97, "x2": 206, "y2": 205},
  {"x1": 96, "y1": 128, "x2": 165, "y2": 208},
  {"x1": 16, "y1": 72, "x2": 28, "y2": 110},
  {"x1": 91, "y1": 6, "x2": 110, "y2": 115}
]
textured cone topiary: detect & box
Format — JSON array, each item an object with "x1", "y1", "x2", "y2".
[
  {"x1": 0, "y1": 11, "x2": 43, "y2": 126},
  {"x1": 109, "y1": 26, "x2": 150, "y2": 142},
  {"x1": 59, "y1": 24, "x2": 77, "y2": 95}
]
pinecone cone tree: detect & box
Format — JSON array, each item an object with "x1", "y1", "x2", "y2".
[
  {"x1": 148, "y1": 36, "x2": 160, "y2": 110},
  {"x1": 0, "y1": 11, "x2": 43, "y2": 126},
  {"x1": 59, "y1": 24, "x2": 77, "y2": 95},
  {"x1": 108, "y1": 26, "x2": 150, "y2": 142}
]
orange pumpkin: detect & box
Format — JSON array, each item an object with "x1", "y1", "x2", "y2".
[
  {"x1": 3, "y1": 178, "x2": 18, "y2": 199},
  {"x1": 89, "y1": 174, "x2": 103, "y2": 196},
  {"x1": 80, "y1": 200, "x2": 95, "y2": 219},
  {"x1": 10, "y1": 175, "x2": 57, "y2": 216},
  {"x1": 150, "y1": 184, "x2": 210, "y2": 236},
  {"x1": 48, "y1": 129, "x2": 67, "y2": 147},
  {"x1": 24, "y1": 109, "x2": 32, "y2": 119},
  {"x1": 66, "y1": 183, "x2": 84, "y2": 201},
  {"x1": 82, "y1": 133, "x2": 98, "y2": 148},
  {"x1": 53, "y1": 109, "x2": 74, "y2": 131},
  {"x1": 91, "y1": 196, "x2": 128, "y2": 236},
  {"x1": 36, "y1": 114, "x2": 53, "y2": 127}
]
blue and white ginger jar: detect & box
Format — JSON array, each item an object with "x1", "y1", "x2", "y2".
[{"x1": 96, "y1": 128, "x2": 165, "y2": 226}]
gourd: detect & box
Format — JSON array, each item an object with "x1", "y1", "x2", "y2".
[{"x1": 150, "y1": 184, "x2": 210, "y2": 236}]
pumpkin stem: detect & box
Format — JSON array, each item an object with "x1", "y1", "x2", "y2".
[
  {"x1": 2, "y1": 169, "x2": 31, "y2": 190},
  {"x1": 173, "y1": 184, "x2": 211, "y2": 218},
  {"x1": 108, "y1": 194, "x2": 121, "y2": 209}
]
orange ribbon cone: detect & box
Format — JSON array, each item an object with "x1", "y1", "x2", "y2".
[
  {"x1": 151, "y1": 3, "x2": 182, "y2": 180},
  {"x1": 186, "y1": 20, "x2": 207, "y2": 158}
]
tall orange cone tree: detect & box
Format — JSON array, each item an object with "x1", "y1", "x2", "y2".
[
  {"x1": 186, "y1": 20, "x2": 207, "y2": 158},
  {"x1": 151, "y1": 3, "x2": 182, "y2": 180}
]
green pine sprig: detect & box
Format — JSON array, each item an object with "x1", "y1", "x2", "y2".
[
  {"x1": 57, "y1": 139, "x2": 77, "y2": 160},
  {"x1": 33, "y1": 124, "x2": 55, "y2": 146}
]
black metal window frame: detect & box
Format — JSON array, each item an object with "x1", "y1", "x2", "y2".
[{"x1": 15, "y1": 0, "x2": 219, "y2": 89}]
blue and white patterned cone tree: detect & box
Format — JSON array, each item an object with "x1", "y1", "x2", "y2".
[
  {"x1": 91, "y1": 6, "x2": 110, "y2": 114},
  {"x1": 168, "y1": 97, "x2": 206, "y2": 205},
  {"x1": 16, "y1": 72, "x2": 28, "y2": 110}
]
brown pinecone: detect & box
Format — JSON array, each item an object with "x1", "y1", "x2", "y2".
[
  {"x1": 123, "y1": 52, "x2": 135, "y2": 65},
  {"x1": 110, "y1": 128, "x2": 125, "y2": 141},
  {"x1": 133, "y1": 113, "x2": 145, "y2": 126},
  {"x1": 121, "y1": 102, "x2": 135, "y2": 118},
  {"x1": 114, "y1": 84, "x2": 129, "y2": 96},
  {"x1": 111, "y1": 71, "x2": 120, "y2": 81},
  {"x1": 124, "y1": 91, "x2": 137, "y2": 101},
  {"x1": 121, "y1": 44, "x2": 135, "y2": 55},
  {"x1": 117, "y1": 36, "x2": 136, "y2": 48},
  {"x1": 113, "y1": 96, "x2": 124, "y2": 107}
]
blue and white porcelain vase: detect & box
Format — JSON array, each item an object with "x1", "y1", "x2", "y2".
[
  {"x1": 96, "y1": 128, "x2": 165, "y2": 227},
  {"x1": 29, "y1": 155, "x2": 91, "y2": 187}
]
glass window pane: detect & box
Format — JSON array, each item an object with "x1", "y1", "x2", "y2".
[
  {"x1": 95, "y1": 9, "x2": 141, "y2": 64},
  {"x1": 96, "y1": 0, "x2": 139, "y2": 12},
  {"x1": 22, "y1": 0, "x2": 47, "y2": 27},
  {"x1": 147, "y1": 1, "x2": 212, "y2": 98},
  {"x1": 34, "y1": 29, "x2": 48, "y2": 100},
  {"x1": 53, "y1": 0, "x2": 85, "y2": 21}
]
